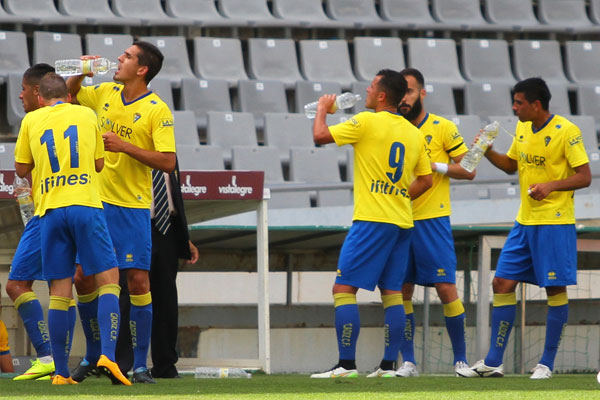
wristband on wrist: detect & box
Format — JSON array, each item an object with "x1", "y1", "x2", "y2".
[{"x1": 434, "y1": 162, "x2": 448, "y2": 175}]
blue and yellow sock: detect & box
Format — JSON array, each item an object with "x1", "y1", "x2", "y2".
[
  {"x1": 539, "y1": 292, "x2": 568, "y2": 370},
  {"x1": 443, "y1": 298, "x2": 467, "y2": 365},
  {"x1": 382, "y1": 294, "x2": 404, "y2": 366},
  {"x1": 14, "y1": 292, "x2": 51, "y2": 358},
  {"x1": 399, "y1": 300, "x2": 416, "y2": 364},
  {"x1": 77, "y1": 290, "x2": 101, "y2": 364},
  {"x1": 48, "y1": 296, "x2": 72, "y2": 378},
  {"x1": 334, "y1": 293, "x2": 359, "y2": 368},
  {"x1": 484, "y1": 292, "x2": 517, "y2": 367},
  {"x1": 130, "y1": 292, "x2": 152, "y2": 371},
  {"x1": 97, "y1": 284, "x2": 121, "y2": 361},
  {"x1": 67, "y1": 299, "x2": 76, "y2": 353}
]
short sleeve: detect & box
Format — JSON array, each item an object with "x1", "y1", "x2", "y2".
[
  {"x1": 329, "y1": 112, "x2": 369, "y2": 146},
  {"x1": 76, "y1": 83, "x2": 102, "y2": 109},
  {"x1": 564, "y1": 124, "x2": 589, "y2": 168},
  {"x1": 151, "y1": 103, "x2": 176, "y2": 153},
  {"x1": 443, "y1": 121, "x2": 468, "y2": 158},
  {"x1": 14, "y1": 114, "x2": 33, "y2": 165}
]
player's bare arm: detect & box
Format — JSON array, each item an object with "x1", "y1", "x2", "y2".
[
  {"x1": 408, "y1": 173, "x2": 432, "y2": 200},
  {"x1": 528, "y1": 163, "x2": 591, "y2": 201},
  {"x1": 14, "y1": 162, "x2": 33, "y2": 178},
  {"x1": 484, "y1": 146, "x2": 518, "y2": 174},
  {"x1": 312, "y1": 94, "x2": 336, "y2": 145},
  {"x1": 102, "y1": 131, "x2": 175, "y2": 172},
  {"x1": 435, "y1": 152, "x2": 476, "y2": 180}
]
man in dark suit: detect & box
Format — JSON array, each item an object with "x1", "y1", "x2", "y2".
[{"x1": 116, "y1": 160, "x2": 198, "y2": 380}]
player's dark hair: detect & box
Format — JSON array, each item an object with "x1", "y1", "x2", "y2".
[
  {"x1": 399, "y1": 68, "x2": 425, "y2": 87},
  {"x1": 376, "y1": 69, "x2": 408, "y2": 107},
  {"x1": 132, "y1": 41, "x2": 164, "y2": 84},
  {"x1": 39, "y1": 73, "x2": 68, "y2": 100},
  {"x1": 23, "y1": 63, "x2": 55, "y2": 85},
  {"x1": 513, "y1": 77, "x2": 552, "y2": 111}
]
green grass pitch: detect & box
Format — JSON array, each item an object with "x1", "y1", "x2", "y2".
[{"x1": 0, "y1": 374, "x2": 599, "y2": 399}]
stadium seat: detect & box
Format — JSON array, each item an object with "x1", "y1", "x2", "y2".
[
  {"x1": 271, "y1": 0, "x2": 352, "y2": 29},
  {"x1": 324, "y1": 0, "x2": 391, "y2": 29},
  {"x1": 423, "y1": 83, "x2": 457, "y2": 116},
  {"x1": 111, "y1": 0, "x2": 185, "y2": 26},
  {"x1": 537, "y1": 0, "x2": 595, "y2": 33},
  {"x1": 58, "y1": 0, "x2": 141, "y2": 26},
  {"x1": 299, "y1": 40, "x2": 356, "y2": 90},
  {"x1": 0, "y1": 32, "x2": 29, "y2": 84},
  {"x1": 576, "y1": 85, "x2": 600, "y2": 129},
  {"x1": 324, "y1": 115, "x2": 352, "y2": 167},
  {"x1": 165, "y1": 0, "x2": 247, "y2": 27},
  {"x1": 430, "y1": 0, "x2": 491, "y2": 30},
  {"x1": 180, "y1": 78, "x2": 232, "y2": 130},
  {"x1": 482, "y1": 0, "x2": 544, "y2": 31},
  {"x1": 238, "y1": 80, "x2": 289, "y2": 130},
  {"x1": 4, "y1": 0, "x2": 84, "y2": 25},
  {"x1": 567, "y1": 115, "x2": 598, "y2": 152},
  {"x1": 6, "y1": 72, "x2": 24, "y2": 133},
  {"x1": 350, "y1": 81, "x2": 370, "y2": 114},
  {"x1": 460, "y1": 39, "x2": 516, "y2": 84},
  {"x1": 232, "y1": 146, "x2": 311, "y2": 209},
  {"x1": 148, "y1": 78, "x2": 175, "y2": 111},
  {"x1": 173, "y1": 111, "x2": 200, "y2": 146},
  {"x1": 464, "y1": 82, "x2": 513, "y2": 120},
  {"x1": 294, "y1": 81, "x2": 342, "y2": 114},
  {"x1": 512, "y1": 40, "x2": 570, "y2": 85},
  {"x1": 85, "y1": 34, "x2": 133, "y2": 63},
  {"x1": 139, "y1": 36, "x2": 196, "y2": 88},
  {"x1": 247, "y1": 38, "x2": 303, "y2": 89},
  {"x1": 193, "y1": 37, "x2": 248, "y2": 88},
  {"x1": 353, "y1": 37, "x2": 405, "y2": 83},
  {"x1": 289, "y1": 147, "x2": 352, "y2": 207},
  {"x1": 379, "y1": 0, "x2": 439, "y2": 30},
  {"x1": 217, "y1": 0, "x2": 291, "y2": 27},
  {"x1": 450, "y1": 183, "x2": 489, "y2": 201},
  {"x1": 546, "y1": 83, "x2": 572, "y2": 116},
  {"x1": 177, "y1": 145, "x2": 224, "y2": 170},
  {"x1": 565, "y1": 41, "x2": 600, "y2": 84},
  {"x1": 442, "y1": 115, "x2": 484, "y2": 145},
  {"x1": 263, "y1": 113, "x2": 314, "y2": 164},
  {"x1": 206, "y1": 111, "x2": 258, "y2": 162},
  {"x1": 0, "y1": 142, "x2": 15, "y2": 169},
  {"x1": 591, "y1": 0, "x2": 600, "y2": 25},
  {"x1": 488, "y1": 183, "x2": 520, "y2": 199},
  {"x1": 32, "y1": 31, "x2": 82, "y2": 67},
  {"x1": 407, "y1": 38, "x2": 465, "y2": 88}
]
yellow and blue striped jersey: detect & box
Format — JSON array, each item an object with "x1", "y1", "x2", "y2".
[
  {"x1": 77, "y1": 82, "x2": 176, "y2": 209},
  {"x1": 330, "y1": 111, "x2": 432, "y2": 229},
  {"x1": 412, "y1": 113, "x2": 468, "y2": 220},
  {"x1": 14, "y1": 103, "x2": 103, "y2": 216},
  {"x1": 507, "y1": 114, "x2": 589, "y2": 225}
]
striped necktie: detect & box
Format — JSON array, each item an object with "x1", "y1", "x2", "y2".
[{"x1": 152, "y1": 169, "x2": 171, "y2": 235}]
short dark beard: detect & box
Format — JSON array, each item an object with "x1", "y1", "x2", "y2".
[{"x1": 398, "y1": 96, "x2": 423, "y2": 122}]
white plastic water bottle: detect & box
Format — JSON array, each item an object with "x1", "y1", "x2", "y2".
[
  {"x1": 460, "y1": 121, "x2": 500, "y2": 173},
  {"x1": 304, "y1": 92, "x2": 362, "y2": 119},
  {"x1": 14, "y1": 175, "x2": 34, "y2": 227},
  {"x1": 55, "y1": 58, "x2": 117, "y2": 77},
  {"x1": 194, "y1": 367, "x2": 251, "y2": 379}
]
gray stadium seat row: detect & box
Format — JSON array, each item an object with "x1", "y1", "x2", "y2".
[{"x1": 2, "y1": 0, "x2": 600, "y2": 33}]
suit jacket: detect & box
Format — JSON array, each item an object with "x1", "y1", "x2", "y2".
[{"x1": 158, "y1": 158, "x2": 192, "y2": 260}]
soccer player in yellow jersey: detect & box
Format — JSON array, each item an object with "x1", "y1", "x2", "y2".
[
  {"x1": 66, "y1": 42, "x2": 176, "y2": 384},
  {"x1": 310, "y1": 70, "x2": 432, "y2": 378},
  {"x1": 458, "y1": 78, "x2": 591, "y2": 379},
  {"x1": 0, "y1": 284, "x2": 14, "y2": 373},
  {"x1": 396, "y1": 68, "x2": 476, "y2": 377},
  {"x1": 14, "y1": 73, "x2": 129, "y2": 386}
]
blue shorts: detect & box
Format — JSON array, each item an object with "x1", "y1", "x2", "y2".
[
  {"x1": 336, "y1": 220, "x2": 412, "y2": 291},
  {"x1": 40, "y1": 206, "x2": 118, "y2": 280},
  {"x1": 103, "y1": 202, "x2": 151, "y2": 271},
  {"x1": 9, "y1": 216, "x2": 43, "y2": 281},
  {"x1": 405, "y1": 216, "x2": 456, "y2": 286},
  {"x1": 495, "y1": 222, "x2": 577, "y2": 287}
]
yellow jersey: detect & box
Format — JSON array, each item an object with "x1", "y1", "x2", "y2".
[
  {"x1": 77, "y1": 83, "x2": 176, "y2": 209},
  {"x1": 507, "y1": 114, "x2": 589, "y2": 225},
  {"x1": 0, "y1": 320, "x2": 9, "y2": 354},
  {"x1": 14, "y1": 103, "x2": 104, "y2": 217},
  {"x1": 412, "y1": 113, "x2": 468, "y2": 220},
  {"x1": 330, "y1": 111, "x2": 432, "y2": 229}
]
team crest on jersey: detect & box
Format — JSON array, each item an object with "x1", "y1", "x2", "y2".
[
  {"x1": 103, "y1": 103, "x2": 110, "y2": 111},
  {"x1": 133, "y1": 113, "x2": 141, "y2": 123},
  {"x1": 425, "y1": 135, "x2": 433, "y2": 144},
  {"x1": 350, "y1": 118, "x2": 359, "y2": 126},
  {"x1": 544, "y1": 136, "x2": 551, "y2": 146},
  {"x1": 161, "y1": 118, "x2": 174, "y2": 127}
]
